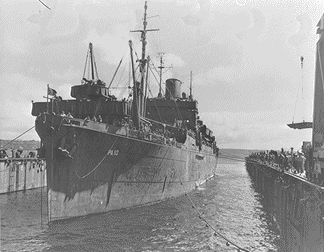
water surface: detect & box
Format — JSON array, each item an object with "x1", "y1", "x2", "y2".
[{"x1": 0, "y1": 159, "x2": 280, "y2": 251}]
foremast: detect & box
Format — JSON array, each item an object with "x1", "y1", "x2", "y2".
[
  {"x1": 82, "y1": 42, "x2": 101, "y2": 85},
  {"x1": 130, "y1": 1, "x2": 158, "y2": 129}
]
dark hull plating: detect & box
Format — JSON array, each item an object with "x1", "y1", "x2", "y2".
[{"x1": 36, "y1": 114, "x2": 217, "y2": 221}]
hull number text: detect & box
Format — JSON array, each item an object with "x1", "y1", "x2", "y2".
[{"x1": 107, "y1": 150, "x2": 119, "y2": 156}]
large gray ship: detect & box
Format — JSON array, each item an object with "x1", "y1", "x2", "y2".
[{"x1": 31, "y1": 2, "x2": 218, "y2": 222}]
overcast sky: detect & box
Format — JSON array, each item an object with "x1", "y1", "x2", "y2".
[{"x1": 0, "y1": 0, "x2": 323, "y2": 150}]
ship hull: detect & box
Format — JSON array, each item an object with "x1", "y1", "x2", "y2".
[{"x1": 36, "y1": 114, "x2": 217, "y2": 222}]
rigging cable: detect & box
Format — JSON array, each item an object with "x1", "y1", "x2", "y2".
[
  {"x1": 38, "y1": 0, "x2": 51, "y2": 10},
  {"x1": 292, "y1": 56, "x2": 304, "y2": 123},
  {"x1": 1, "y1": 126, "x2": 35, "y2": 149},
  {"x1": 146, "y1": 86, "x2": 163, "y2": 122},
  {"x1": 151, "y1": 60, "x2": 186, "y2": 121},
  {"x1": 181, "y1": 182, "x2": 271, "y2": 252},
  {"x1": 116, "y1": 62, "x2": 127, "y2": 88},
  {"x1": 148, "y1": 64, "x2": 180, "y2": 120},
  {"x1": 82, "y1": 48, "x2": 89, "y2": 81},
  {"x1": 93, "y1": 50, "x2": 99, "y2": 80},
  {"x1": 147, "y1": 60, "x2": 189, "y2": 126}
]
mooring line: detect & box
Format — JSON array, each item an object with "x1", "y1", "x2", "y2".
[
  {"x1": 180, "y1": 182, "x2": 270, "y2": 252},
  {"x1": 1, "y1": 126, "x2": 35, "y2": 149},
  {"x1": 180, "y1": 182, "x2": 250, "y2": 252}
]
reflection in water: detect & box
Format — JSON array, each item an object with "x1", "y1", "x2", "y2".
[{"x1": 0, "y1": 160, "x2": 280, "y2": 251}]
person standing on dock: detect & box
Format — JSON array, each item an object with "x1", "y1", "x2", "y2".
[
  {"x1": 0, "y1": 146, "x2": 8, "y2": 158},
  {"x1": 295, "y1": 151, "x2": 306, "y2": 175},
  {"x1": 303, "y1": 143, "x2": 312, "y2": 179},
  {"x1": 15, "y1": 146, "x2": 23, "y2": 158},
  {"x1": 289, "y1": 147, "x2": 294, "y2": 171},
  {"x1": 314, "y1": 161, "x2": 321, "y2": 183}
]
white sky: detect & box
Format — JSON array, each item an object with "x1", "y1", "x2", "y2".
[{"x1": 0, "y1": 0, "x2": 323, "y2": 150}]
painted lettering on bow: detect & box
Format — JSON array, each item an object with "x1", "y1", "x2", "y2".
[{"x1": 107, "y1": 150, "x2": 119, "y2": 156}]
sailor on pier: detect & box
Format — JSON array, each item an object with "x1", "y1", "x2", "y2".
[
  {"x1": 295, "y1": 150, "x2": 306, "y2": 175},
  {"x1": 14, "y1": 146, "x2": 23, "y2": 158},
  {"x1": 0, "y1": 146, "x2": 8, "y2": 158}
]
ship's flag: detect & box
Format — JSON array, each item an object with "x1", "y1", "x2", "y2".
[{"x1": 48, "y1": 86, "x2": 57, "y2": 96}]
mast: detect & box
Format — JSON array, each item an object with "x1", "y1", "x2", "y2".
[
  {"x1": 89, "y1": 43, "x2": 95, "y2": 80},
  {"x1": 144, "y1": 55, "x2": 150, "y2": 116},
  {"x1": 108, "y1": 58, "x2": 123, "y2": 88},
  {"x1": 156, "y1": 52, "x2": 172, "y2": 97},
  {"x1": 129, "y1": 41, "x2": 140, "y2": 129},
  {"x1": 158, "y1": 52, "x2": 165, "y2": 97},
  {"x1": 130, "y1": 1, "x2": 159, "y2": 117},
  {"x1": 82, "y1": 42, "x2": 100, "y2": 84},
  {"x1": 301, "y1": 56, "x2": 304, "y2": 122},
  {"x1": 189, "y1": 71, "x2": 193, "y2": 100}
]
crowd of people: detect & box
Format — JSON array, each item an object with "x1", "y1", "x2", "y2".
[
  {"x1": 0, "y1": 146, "x2": 37, "y2": 159},
  {"x1": 248, "y1": 146, "x2": 324, "y2": 185}
]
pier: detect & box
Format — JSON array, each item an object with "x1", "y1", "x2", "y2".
[
  {"x1": 0, "y1": 158, "x2": 46, "y2": 194},
  {"x1": 246, "y1": 158, "x2": 324, "y2": 252}
]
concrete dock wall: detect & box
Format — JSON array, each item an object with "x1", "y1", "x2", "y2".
[
  {"x1": 246, "y1": 158, "x2": 324, "y2": 252},
  {"x1": 0, "y1": 158, "x2": 46, "y2": 194}
]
